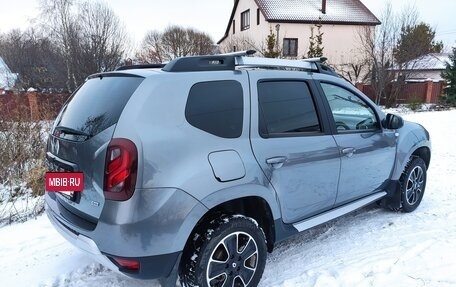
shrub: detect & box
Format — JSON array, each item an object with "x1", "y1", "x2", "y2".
[
  {"x1": 0, "y1": 94, "x2": 52, "y2": 223},
  {"x1": 407, "y1": 96, "x2": 423, "y2": 111}
]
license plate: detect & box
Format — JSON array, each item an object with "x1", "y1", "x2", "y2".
[{"x1": 59, "y1": 191, "x2": 74, "y2": 199}]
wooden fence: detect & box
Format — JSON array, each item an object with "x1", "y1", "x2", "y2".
[
  {"x1": 0, "y1": 91, "x2": 70, "y2": 121},
  {"x1": 356, "y1": 80, "x2": 444, "y2": 105}
]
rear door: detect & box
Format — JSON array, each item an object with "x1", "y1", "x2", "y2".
[
  {"x1": 248, "y1": 71, "x2": 341, "y2": 223},
  {"x1": 317, "y1": 81, "x2": 397, "y2": 205},
  {"x1": 47, "y1": 74, "x2": 144, "y2": 222}
]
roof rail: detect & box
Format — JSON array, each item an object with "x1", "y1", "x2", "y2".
[
  {"x1": 235, "y1": 57, "x2": 318, "y2": 71},
  {"x1": 116, "y1": 64, "x2": 166, "y2": 71},
  {"x1": 303, "y1": 57, "x2": 328, "y2": 63},
  {"x1": 151, "y1": 52, "x2": 338, "y2": 77},
  {"x1": 219, "y1": 50, "x2": 257, "y2": 57}
]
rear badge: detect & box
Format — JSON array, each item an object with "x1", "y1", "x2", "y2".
[{"x1": 91, "y1": 201, "x2": 100, "y2": 207}]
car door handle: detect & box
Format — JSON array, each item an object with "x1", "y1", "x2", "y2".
[
  {"x1": 266, "y1": 156, "x2": 287, "y2": 169},
  {"x1": 341, "y1": 147, "x2": 356, "y2": 157}
]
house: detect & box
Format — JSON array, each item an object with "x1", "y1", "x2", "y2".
[
  {"x1": 395, "y1": 53, "x2": 450, "y2": 82},
  {"x1": 0, "y1": 57, "x2": 17, "y2": 90},
  {"x1": 218, "y1": 0, "x2": 380, "y2": 67}
]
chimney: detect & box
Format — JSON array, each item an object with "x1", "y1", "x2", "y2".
[{"x1": 321, "y1": 0, "x2": 326, "y2": 14}]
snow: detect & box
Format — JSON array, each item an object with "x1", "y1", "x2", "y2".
[
  {"x1": 0, "y1": 110, "x2": 455, "y2": 287},
  {"x1": 0, "y1": 183, "x2": 44, "y2": 225}
]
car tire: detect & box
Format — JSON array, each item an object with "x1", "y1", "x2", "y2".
[
  {"x1": 180, "y1": 215, "x2": 267, "y2": 287},
  {"x1": 399, "y1": 157, "x2": 427, "y2": 212}
]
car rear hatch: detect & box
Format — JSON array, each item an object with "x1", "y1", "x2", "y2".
[{"x1": 46, "y1": 73, "x2": 144, "y2": 228}]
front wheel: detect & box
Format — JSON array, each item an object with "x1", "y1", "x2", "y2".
[
  {"x1": 399, "y1": 157, "x2": 427, "y2": 212},
  {"x1": 180, "y1": 215, "x2": 267, "y2": 287}
]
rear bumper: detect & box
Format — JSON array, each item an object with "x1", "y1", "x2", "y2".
[
  {"x1": 46, "y1": 202, "x2": 181, "y2": 279},
  {"x1": 46, "y1": 208, "x2": 119, "y2": 272},
  {"x1": 45, "y1": 187, "x2": 207, "y2": 280}
]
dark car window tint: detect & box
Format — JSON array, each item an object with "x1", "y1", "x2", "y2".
[
  {"x1": 258, "y1": 81, "x2": 321, "y2": 137},
  {"x1": 320, "y1": 83, "x2": 379, "y2": 132},
  {"x1": 186, "y1": 80, "x2": 243, "y2": 138},
  {"x1": 56, "y1": 75, "x2": 144, "y2": 138}
]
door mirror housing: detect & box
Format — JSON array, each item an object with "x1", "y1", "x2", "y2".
[{"x1": 382, "y1": 113, "x2": 404, "y2": 130}]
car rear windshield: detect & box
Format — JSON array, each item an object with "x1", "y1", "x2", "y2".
[{"x1": 55, "y1": 75, "x2": 144, "y2": 138}]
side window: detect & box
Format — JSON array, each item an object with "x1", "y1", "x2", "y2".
[
  {"x1": 258, "y1": 81, "x2": 321, "y2": 137},
  {"x1": 320, "y1": 83, "x2": 379, "y2": 132},
  {"x1": 186, "y1": 80, "x2": 243, "y2": 138}
]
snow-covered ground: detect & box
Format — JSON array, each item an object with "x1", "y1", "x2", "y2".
[{"x1": 0, "y1": 110, "x2": 455, "y2": 287}]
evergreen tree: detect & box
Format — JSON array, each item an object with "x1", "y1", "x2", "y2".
[
  {"x1": 441, "y1": 47, "x2": 456, "y2": 106},
  {"x1": 394, "y1": 22, "x2": 443, "y2": 64},
  {"x1": 307, "y1": 22, "x2": 324, "y2": 58},
  {"x1": 263, "y1": 28, "x2": 280, "y2": 58}
]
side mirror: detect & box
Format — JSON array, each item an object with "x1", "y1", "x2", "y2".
[{"x1": 382, "y1": 113, "x2": 404, "y2": 130}]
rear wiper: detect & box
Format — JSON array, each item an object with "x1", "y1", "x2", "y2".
[{"x1": 54, "y1": 126, "x2": 91, "y2": 137}]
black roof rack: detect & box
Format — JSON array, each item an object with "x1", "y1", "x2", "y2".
[
  {"x1": 161, "y1": 50, "x2": 254, "y2": 72},
  {"x1": 116, "y1": 64, "x2": 166, "y2": 71},
  {"x1": 114, "y1": 51, "x2": 338, "y2": 77}
]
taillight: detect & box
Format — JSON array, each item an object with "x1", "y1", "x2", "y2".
[
  {"x1": 111, "y1": 256, "x2": 140, "y2": 271},
  {"x1": 103, "y1": 138, "x2": 138, "y2": 201}
]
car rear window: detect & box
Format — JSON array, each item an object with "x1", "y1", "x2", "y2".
[
  {"x1": 185, "y1": 80, "x2": 244, "y2": 138},
  {"x1": 55, "y1": 75, "x2": 144, "y2": 138}
]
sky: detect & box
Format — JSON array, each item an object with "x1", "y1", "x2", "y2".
[{"x1": 0, "y1": 0, "x2": 455, "y2": 51}]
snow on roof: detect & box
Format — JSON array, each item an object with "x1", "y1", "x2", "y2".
[
  {"x1": 255, "y1": 0, "x2": 381, "y2": 25},
  {"x1": 0, "y1": 57, "x2": 17, "y2": 89},
  {"x1": 403, "y1": 53, "x2": 450, "y2": 71}
]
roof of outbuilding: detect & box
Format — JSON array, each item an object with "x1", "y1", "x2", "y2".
[
  {"x1": 401, "y1": 53, "x2": 450, "y2": 71},
  {"x1": 256, "y1": 0, "x2": 380, "y2": 25}
]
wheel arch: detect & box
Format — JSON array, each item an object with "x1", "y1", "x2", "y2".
[
  {"x1": 391, "y1": 123, "x2": 431, "y2": 181},
  {"x1": 182, "y1": 184, "x2": 281, "y2": 256}
]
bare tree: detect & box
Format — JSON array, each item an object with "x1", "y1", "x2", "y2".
[
  {"x1": 39, "y1": 0, "x2": 78, "y2": 90},
  {"x1": 219, "y1": 35, "x2": 262, "y2": 54},
  {"x1": 77, "y1": 1, "x2": 128, "y2": 77},
  {"x1": 136, "y1": 26, "x2": 214, "y2": 63},
  {"x1": 0, "y1": 29, "x2": 67, "y2": 90},
  {"x1": 136, "y1": 30, "x2": 165, "y2": 64},
  {"x1": 338, "y1": 58, "x2": 370, "y2": 84},
  {"x1": 187, "y1": 28, "x2": 215, "y2": 56},
  {"x1": 358, "y1": 2, "x2": 421, "y2": 107},
  {"x1": 39, "y1": 0, "x2": 128, "y2": 90}
]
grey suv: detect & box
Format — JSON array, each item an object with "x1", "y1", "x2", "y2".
[{"x1": 45, "y1": 51, "x2": 431, "y2": 287}]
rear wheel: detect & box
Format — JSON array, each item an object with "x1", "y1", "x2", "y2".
[
  {"x1": 399, "y1": 157, "x2": 427, "y2": 212},
  {"x1": 180, "y1": 215, "x2": 267, "y2": 287}
]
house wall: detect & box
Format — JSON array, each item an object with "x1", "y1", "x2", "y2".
[{"x1": 219, "y1": 0, "x2": 373, "y2": 68}]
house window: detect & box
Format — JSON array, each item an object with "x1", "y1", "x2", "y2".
[
  {"x1": 283, "y1": 38, "x2": 298, "y2": 57},
  {"x1": 232, "y1": 20, "x2": 235, "y2": 34},
  {"x1": 257, "y1": 9, "x2": 260, "y2": 25},
  {"x1": 241, "y1": 9, "x2": 250, "y2": 31}
]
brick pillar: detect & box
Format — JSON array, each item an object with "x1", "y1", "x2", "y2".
[
  {"x1": 425, "y1": 80, "x2": 433, "y2": 104},
  {"x1": 355, "y1": 83, "x2": 364, "y2": 93},
  {"x1": 27, "y1": 92, "x2": 39, "y2": 121}
]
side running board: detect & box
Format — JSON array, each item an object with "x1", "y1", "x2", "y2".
[{"x1": 293, "y1": 192, "x2": 386, "y2": 232}]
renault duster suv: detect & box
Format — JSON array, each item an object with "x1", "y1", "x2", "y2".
[{"x1": 45, "y1": 51, "x2": 430, "y2": 287}]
